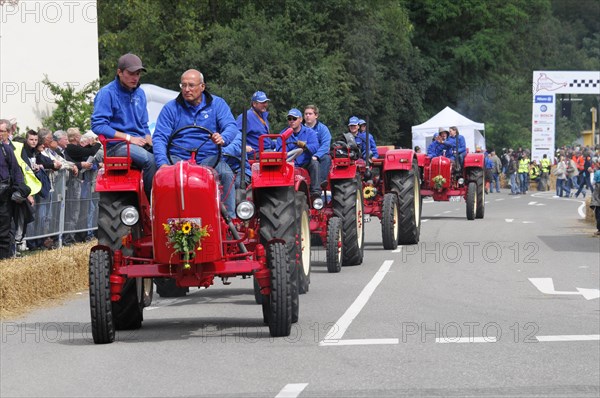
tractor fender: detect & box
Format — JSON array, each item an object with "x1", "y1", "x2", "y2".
[
  {"x1": 416, "y1": 153, "x2": 428, "y2": 168},
  {"x1": 330, "y1": 161, "x2": 358, "y2": 180},
  {"x1": 95, "y1": 169, "x2": 143, "y2": 193},
  {"x1": 464, "y1": 152, "x2": 484, "y2": 169},
  {"x1": 251, "y1": 162, "x2": 295, "y2": 188},
  {"x1": 382, "y1": 149, "x2": 415, "y2": 172},
  {"x1": 294, "y1": 172, "x2": 310, "y2": 201}
]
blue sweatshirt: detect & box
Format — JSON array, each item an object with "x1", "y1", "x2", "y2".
[
  {"x1": 276, "y1": 125, "x2": 319, "y2": 167},
  {"x1": 427, "y1": 141, "x2": 444, "y2": 158},
  {"x1": 356, "y1": 131, "x2": 379, "y2": 159},
  {"x1": 236, "y1": 108, "x2": 273, "y2": 151},
  {"x1": 91, "y1": 77, "x2": 150, "y2": 139},
  {"x1": 443, "y1": 134, "x2": 466, "y2": 160},
  {"x1": 153, "y1": 92, "x2": 239, "y2": 168},
  {"x1": 223, "y1": 132, "x2": 252, "y2": 178},
  {"x1": 305, "y1": 121, "x2": 332, "y2": 159}
]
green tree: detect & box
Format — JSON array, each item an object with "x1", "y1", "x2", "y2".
[{"x1": 41, "y1": 76, "x2": 99, "y2": 132}]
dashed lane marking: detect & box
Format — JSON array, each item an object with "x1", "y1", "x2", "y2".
[{"x1": 275, "y1": 383, "x2": 309, "y2": 398}]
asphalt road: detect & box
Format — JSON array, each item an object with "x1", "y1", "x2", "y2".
[{"x1": 1, "y1": 190, "x2": 599, "y2": 398}]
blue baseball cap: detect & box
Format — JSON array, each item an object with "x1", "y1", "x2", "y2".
[
  {"x1": 433, "y1": 132, "x2": 439, "y2": 138},
  {"x1": 348, "y1": 116, "x2": 360, "y2": 126},
  {"x1": 251, "y1": 91, "x2": 270, "y2": 102},
  {"x1": 358, "y1": 119, "x2": 366, "y2": 125},
  {"x1": 287, "y1": 108, "x2": 302, "y2": 118}
]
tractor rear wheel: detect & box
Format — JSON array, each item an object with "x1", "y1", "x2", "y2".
[
  {"x1": 155, "y1": 278, "x2": 188, "y2": 297},
  {"x1": 295, "y1": 192, "x2": 311, "y2": 294},
  {"x1": 332, "y1": 179, "x2": 364, "y2": 266},
  {"x1": 466, "y1": 181, "x2": 477, "y2": 220},
  {"x1": 97, "y1": 193, "x2": 143, "y2": 330},
  {"x1": 389, "y1": 160, "x2": 421, "y2": 245},
  {"x1": 326, "y1": 217, "x2": 342, "y2": 273},
  {"x1": 264, "y1": 242, "x2": 292, "y2": 337},
  {"x1": 258, "y1": 187, "x2": 299, "y2": 323},
  {"x1": 89, "y1": 249, "x2": 114, "y2": 344},
  {"x1": 381, "y1": 193, "x2": 399, "y2": 250}
]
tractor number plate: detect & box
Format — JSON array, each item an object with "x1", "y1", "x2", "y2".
[
  {"x1": 363, "y1": 215, "x2": 371, "y2": 223},
  {"x1": 449, "y1": 196, "x2": 462, "y2": 202}
]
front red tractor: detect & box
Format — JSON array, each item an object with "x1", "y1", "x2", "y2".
[
  {"x1": 417, "y1": 152, "x2": 485, "y2": 220},
  {"x1": 89, "y1": 127, "x2": 303, "y2": 344}
]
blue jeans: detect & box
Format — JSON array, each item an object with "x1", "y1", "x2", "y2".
[
  {"x1": 301, "y1": 158, "x2": 320, "y2": 195},
  {"x1": 318, "y1": 154, "x2": 332, "y2": 186},
  {"x1": 492, "y1": 173, "x2": 500, "y2": 192},
  {"x1": 107, "y1": 143, "x2": 156, "y2": 200},
  {"x1": 519, "y1": 172, "x2": 528, "y2": 193},
  {"x1": 510, "y1": 173, "x2": 519, "y2": 194},
  {"x1": 172, "y1": 154, "x2": 236, "y2": 219}
]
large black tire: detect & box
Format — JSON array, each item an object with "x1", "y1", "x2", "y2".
[
  {"x1": 390, "y1": 160, "x2": 421, "y2": 245},
  {"x1": 326, "y1": 217, "x2": 342, "y2": 273},
  {"x1": 471, "y1": 169, "x2": 485, "y2": 219},
  {"x1": 89, "y1": 249, "x2": 114, "y2": 344},
  {"x1": 466, "y1": 181, "x2": 477, "y2": 220},
  {"x1": 155, "y1": 278, "x2": 188, "y2": 297},
  {"x1": 381, "y1": 193, "x2": 399, "y2": 250},
  {"x1": 295, "y1": 192, "x2": 311, "y2": 294},
  {"x1": 97, "y1": 193, "x2": 143, "y2": 330},
  {"x1": 253, "y1": 277, "x2": 263, "y2": 305},
  {"x1": 258, "y1": 187, "x2": 299, "y2": 323},
  {"x1": 265, "y1": 242, "x2": 292, "y2": 337},
  {"x1": 332, "y1": 179, "x2": 364, "y2": 266}
]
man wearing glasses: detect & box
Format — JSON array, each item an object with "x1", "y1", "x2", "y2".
[
  {"x1": 91, "y1": 53, "x2": 156, "y2": 200},
  {"x1": 276, "y1": 109, "x2": 320, "y2": 199},
  {"x1": 152, "y1": 69, "x2": 239, "y2": 218}
]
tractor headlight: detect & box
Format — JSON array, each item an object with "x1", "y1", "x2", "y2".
[
  {"x1": 458, "y1": 178, "x2": 465, "y2": 186},
  {"x1": 236, "y1": 201, "x2": 255, "y2": 220},
  {"x1": 313, "y1": 197, "x2": 324, "y2": 210},
  {"x1": 120, "y1": 206, "x2": 139, "y2": 226}
]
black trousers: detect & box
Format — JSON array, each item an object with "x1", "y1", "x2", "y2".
[{"x1": 0, "y1": 191, "x2": 13, "y2": 259}]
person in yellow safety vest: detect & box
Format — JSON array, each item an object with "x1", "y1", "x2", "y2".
[
  {"x1": 518, "y1": 153, "x2": 530, "y2": 194},
  {"x1": 529, "y1": 161, "x2": 540, "y2": 185},
  {"x1": 539, "y1": 154, "x2": 551, "y2": 191}
]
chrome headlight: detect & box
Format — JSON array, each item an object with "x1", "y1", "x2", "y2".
[
  {"x1": 312, "y1": 197, "x2": 324, "y2": 210},
  {"x1": 120, "y1": 206, "x2": 139, "y2": 226},
  {"x1": 458, "y1": 178, "x2": 465, "y2": 186},
  {"x1": 236, "y1": 201, "x2": 255, "y2": 220}
]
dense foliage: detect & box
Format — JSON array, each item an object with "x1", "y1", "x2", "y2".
[
  {"x1": 41, "y1": 77, "x2": 99, "y2": 132},
  {"x1": 97, "y1": 0, "x2": 599, "y2": 150}
]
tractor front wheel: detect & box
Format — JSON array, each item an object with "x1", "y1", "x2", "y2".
[
  {"x1": 326, "y1": 217, "x2": 343, "y2": 273},
  {"x1": 390, "y1": 160, "x2": 421, "y2": 245},
  {"x1": 89, "y1": 249, "x2": 114, "y2": 344},
  {"x1": 332, "y1": 179, "x2": 364, "y2": 266},
  {"x1": 295, "y1": 192, "x2": 311, "y2": 294},
  {"x1": 381, "y1": 193, "x2": 399, "y2": 250},
  {"x1": 466, "y1": 181, "x2": 477, "y2": 220},
  {"x1": 264, "y1": 242, "x2": 292, "y2": 337}
]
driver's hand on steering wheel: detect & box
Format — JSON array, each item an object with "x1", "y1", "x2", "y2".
[{"x1": 211, "y1": 132, "x2": 224, "y2": 146}]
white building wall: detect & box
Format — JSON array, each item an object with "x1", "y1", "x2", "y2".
[{"x1": 0, "y1": 0, "x2": 99, "y2": 131}]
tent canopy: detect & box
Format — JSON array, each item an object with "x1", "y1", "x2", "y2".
[{"x1": 412, "y1": 106, "x2": 485, "y2": 153}]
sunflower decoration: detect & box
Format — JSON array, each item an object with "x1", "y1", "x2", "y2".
[
  {"x1": 163, "y1": 218, "x2": 210, "y2": 269},
  {"x1": 363, "y1": 184, "x2": 376, "y2": 199},
  {"x1": 433, "y1": 174, "x2": 446, "y2": 190}
]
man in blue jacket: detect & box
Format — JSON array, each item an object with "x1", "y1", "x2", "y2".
[
  {"x1": 427, "y1": 132, "x2": 445, "y2": 158},
  {"x1": 236, "y1": 91, "x2": 273, "y2": 154},
  {"x1": 152, "y1": 69, "x2": 239, "y2": 218},
  {"x1": 356, "y1": 119, "x2": 379, "y2": 160},
  {"x1": 443, "y1": 126, "x2": 466, "y2": 166},
  {"x1": 276, "y1": 108, "x2": 320, "y2": 198},
  {"x1": 91, "y1": 53, "x2": 156, "y2": 200},
  {"x1": 303, "y1": 105, "x2": 331, "y2": 187}
]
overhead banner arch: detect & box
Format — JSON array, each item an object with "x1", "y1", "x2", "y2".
[{"x1": 531, "y1": 71, "x2": 600, "y2": 162}]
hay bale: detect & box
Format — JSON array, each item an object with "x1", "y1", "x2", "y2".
[{"x1": 0, "y1": 242, "x2": 93, "y2": 318}]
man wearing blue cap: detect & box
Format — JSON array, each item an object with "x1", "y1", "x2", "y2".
[
  {"x1": 303, "y1": 105, "x2": 331, "y2": 186},
  {"x1": 91, "y1": 53, "x2": 156, "y2": 200},
  {"x1": 276, "y1": 108, "x2": 320, "y2": 198},
  {"x1": 236, "y1": 90, "x2": 273, "y2": 153},
  {"x1": 348, "y1": 117, "x2": 378, "y2": 160}
]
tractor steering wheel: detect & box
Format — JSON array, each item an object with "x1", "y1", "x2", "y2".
[
  {"x1": 166, "y1": 125, "x2": 222, "y2": 169},
  {"x1": 286, "y1": 147, "x2": 304, "y2": 163}
]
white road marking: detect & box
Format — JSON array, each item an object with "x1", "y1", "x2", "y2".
[
  {"x1": 528, "y1": 201, "x2": 537, "y2": 205},
  {"x1": 320, "y1": 338, "x2": 399, "y2": 346},
  {"x1": 319, "y1": 260, "x2": 393, "y2": 345},
  {"x1": 436, "y1": 337, "x2": 497, "y2": 344},
  {"x1": 392, "y1": 247, "x2": 403, "y2": 253},
  {"x1": 443, "y1": 210, "x2": 452, "y2": 214},
  {"x1": 578, "y1": 202, "x2": 586, "y2": 218},
  {"x1": 536, "y1": 335, "x2": 600, "y2": 342},
  {"x1": 529, "y1": 278, "x2": 600, "y2": 300},
  {"x1": 522, "y1": 221, "x2": 534, "y2": 224},
  {"x1": 505, "y1": 219, "x2": 514, "y2": 222},
  {"x1": 496, "y1": 198, "x2": 504, "y2": 201},
  {"x1": 275, "y1": 383, "x2": 309, "y2": 398},
  {"x1": 536, "y1": 203, "x2": 545, "y2": 206},
  {"x1": 421, "y1": 218, "x2": 429, "y2": 222}
]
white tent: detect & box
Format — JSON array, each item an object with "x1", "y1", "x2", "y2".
[
  {"x1": 411, "y1": 106, "x2": 486, "y2": 153},
  {"x1": 140, "y1": 84, "x2": 178, "y2": 134}
]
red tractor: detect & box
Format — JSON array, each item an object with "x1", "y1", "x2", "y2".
[
  {"x1": 417, "y1": 152, "x2": 485, "y2": 220},
  {"x1": 358, "y1": 139, "x2": 422, "y2": 250},
  {"x1": 89, "y1": 126, "x2": 309, "y2": 344},
  {"x1": 309, "y1": 140, "x2": 364, "y2": 273}
]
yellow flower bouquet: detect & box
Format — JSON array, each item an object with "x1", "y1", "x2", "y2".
[
  {"x1": 163, "y1": 218, "x2": 210, "y2": 269},
  {"x1": 363, "y1": 184, "x2": 376, "y2": 199},
  {"x1": 433, "y1": 175, "x2": 446, "y2": 190}
]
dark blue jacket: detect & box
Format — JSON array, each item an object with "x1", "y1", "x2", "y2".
[
  {"x1": 153, "y1": 91, "x2": 239, "y2": 168},
  {"x1": 91, "y1": 77, "x2": 150, "y2": 139},
  {"x1": 276, "y1": 125, "x2": 319, "y2": 166},
  {"x1": 356, "y1": 131, "x2": 379, "y2": 159},
  {"x1": 236, "y1": 108, "x2": 273, "y2": 151}
]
